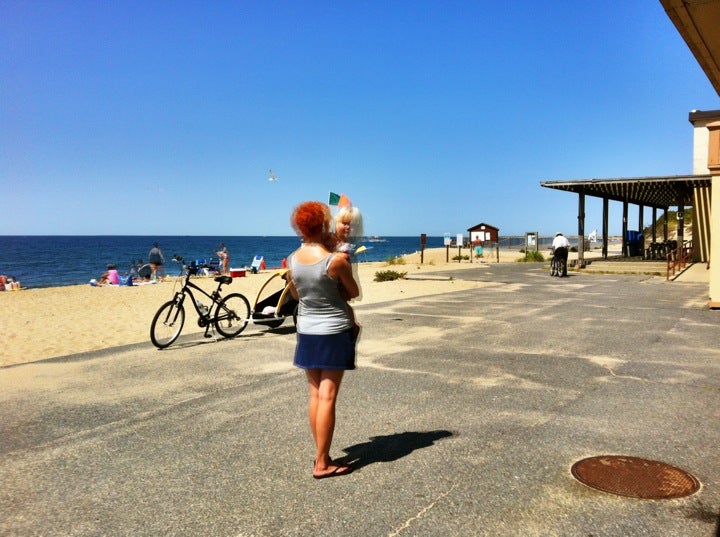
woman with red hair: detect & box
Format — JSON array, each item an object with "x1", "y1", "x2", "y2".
[{"x1": 287, "y1": 201, "x2": 359, "y2": 479}]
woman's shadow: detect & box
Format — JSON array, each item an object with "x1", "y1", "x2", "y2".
[{"x1": 339, "y1": 430, "x2": 453, "y2": 470}]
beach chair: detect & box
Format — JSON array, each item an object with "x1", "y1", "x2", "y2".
[
  {"x1": 250, "y1": 255, "x2": 264, "y2": 274},
  {"x1": 187, "y1": 260, "x2": 201, "y2": 276},
  {"x1": 207, "y1": 257, "x2": 220, "y2": 274}
]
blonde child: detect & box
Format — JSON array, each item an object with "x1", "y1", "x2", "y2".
[{"x1": 331, "y1": 205, "x2": 363, "y2": 338}]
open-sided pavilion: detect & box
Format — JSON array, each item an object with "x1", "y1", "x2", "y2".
[
  {"x1": 540, "y1": 173, "x2": 712, "y2": 263},
  {"x1": 541, "y1": 1, "x2": 720, "y2": 308}
]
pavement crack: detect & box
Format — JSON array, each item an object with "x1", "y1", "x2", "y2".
[
  {"x1": 387, "y1": 483, "x2": 457, "y2": 537},
  {"x1": 606, "y1": 368, "x2": 647, "y2": 382}
]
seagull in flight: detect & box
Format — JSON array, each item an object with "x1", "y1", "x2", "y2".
[{"x1": 268, "y1": 169, "x2": 279, "y2": 182}]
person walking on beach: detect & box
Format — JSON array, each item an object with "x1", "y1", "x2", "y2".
[
  {"x1": 551, "y1": 232, "x2": 570, "y2": 277},
  {"x1": 148, "y1": 242, "x2": 165, "y2": 281},
  {"x1": 287, "y1": 201, "x2": 359, "y2": 479},
  {"x1": 217, "y1": 243, "x2": 230, "y2": 275}
]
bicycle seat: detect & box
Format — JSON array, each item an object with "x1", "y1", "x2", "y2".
[{"x1": 215, "y1": 275, "x2": 232, "y2": 285}]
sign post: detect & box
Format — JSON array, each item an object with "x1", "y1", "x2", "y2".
[
  {"x1": 443, "y1": 233, "x2": 451, "y2": 263},
  {"x1": 525, "y1": 232, "x2": 539, "y2": 252},
  {"x1": 457, "y1": 233, "x2": 463, "y2": 262},
  {"x1": 420, "y1": 233, "x2": 427, "y2": 264}
]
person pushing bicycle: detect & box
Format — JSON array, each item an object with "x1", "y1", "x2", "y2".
[{"x1": 551, "y1": 232, "x2": 570, "y2": 277}]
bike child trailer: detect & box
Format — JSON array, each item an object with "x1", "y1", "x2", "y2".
[{"x1": 250, "y1": 270, "x2": 299, "y2": 329}]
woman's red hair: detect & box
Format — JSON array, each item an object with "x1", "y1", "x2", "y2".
[{"x1": 291, "y1": 201, "x2": 331, "y2": 238}]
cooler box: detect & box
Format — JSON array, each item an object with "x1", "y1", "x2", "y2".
[{"x1": 230, "y1": 269, "x2": 246, "y2": 278}]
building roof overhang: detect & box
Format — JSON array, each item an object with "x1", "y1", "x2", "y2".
[
  {"x1": 541, "y1": 174, "x2": 711, "y2": 209},
  {"x1": 660, "y1": 0, "x2": 720, "y2": 96}
]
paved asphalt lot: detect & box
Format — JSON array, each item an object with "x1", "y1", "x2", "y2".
[{"x1": 1, "y1": 263, "x2": 719, "y2": 536}]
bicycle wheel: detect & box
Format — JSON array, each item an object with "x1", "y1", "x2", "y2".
[
  {"x1": 150, "y1": 300, "x2": 185, "y2": 349},
  {"x1": 214, "y1": 293, "x2": 250, "y2": 338},
  {"x1": 559, "y1": 258, "x2": 566, "y2": 277}
]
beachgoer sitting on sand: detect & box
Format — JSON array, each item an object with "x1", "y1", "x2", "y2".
[
  {"x1": 128, "y1": 260, "x2": 140, "y2": 280},
  {"x1": 0, "y1": 275, "x2": 19, "y2": 290},
  {"x1": 107, "y1": 264, "x2": 120, "y2": 285},
  {"x1": 95, "y1": 264, "x2": 120, "y2": 286}
]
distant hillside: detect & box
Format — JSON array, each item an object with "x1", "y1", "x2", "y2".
[{"x1": 643, "y1": 208, "x2": 693, "y2": 243}]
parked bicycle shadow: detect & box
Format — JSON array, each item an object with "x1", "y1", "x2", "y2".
[
  {"x1": 338, "y1": 430, "x2": 453, "y2": 470},
  {"x1": 162, "y1": 332, "x2": 264, "y2": 351}
]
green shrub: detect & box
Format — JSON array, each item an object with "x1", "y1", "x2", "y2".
[
  {"x1": 385, "y1": 256, "x2": 406, "y2": 265},
  {"x1": 452, "y1": 255, "x2": 469, "y2": 261},
  {"x1": 374, "y1": 270, "x2": 407, "y2": 282},
  {"x1": 518, "y1": 251, "x2": 545, "y2": 262}
]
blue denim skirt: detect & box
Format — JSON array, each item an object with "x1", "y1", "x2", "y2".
[{"x1": 293, "y1": 329, "x2": 356, "y2": 370}]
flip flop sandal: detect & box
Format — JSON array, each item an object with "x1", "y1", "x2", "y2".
[{"x1": 312, "y1": 464, "x2": 353, "y2": 479}]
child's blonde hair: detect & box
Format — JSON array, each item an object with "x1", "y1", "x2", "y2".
[{"x1": 335, "y1": 206, "x2": 363, "y2": 239}]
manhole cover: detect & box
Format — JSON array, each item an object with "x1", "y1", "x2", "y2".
[{"x1": 571, "y1": 456, "x2": 700, "y2": 499}]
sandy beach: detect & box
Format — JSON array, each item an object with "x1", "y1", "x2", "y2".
[{"x1": 2, "y1": 247, "x2": 536, "y2": 367}]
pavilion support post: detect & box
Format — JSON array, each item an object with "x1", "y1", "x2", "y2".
[
  {"x1": 663, "y1": 208, "x2": 669, "y2": 241},
  {"x1": 677, "y1": 203, "x2": 685, "y2": 259},
  {"x1": 638, "y1": 205, "x2": 645, "y2": 258},
  {"x1": 652, "y1": 207, "x2": 658, "y2": 243},
  {"x1": 622, "y1": 200, "x2": 629, "y2": 257},
  {"x1": 602, "y1": 197, "x2": 609, "y2": 258},
  {"x1": 577, "y1": 191, "x2": 586, "y2": 268}
]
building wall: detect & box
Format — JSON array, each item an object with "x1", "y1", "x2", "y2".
[
  {"x1": 711, "y1": 176, "x2": 720, "y2": 307},
  {"x1": 690, "y1": 112, "x2": 719, "y2": 265},
  {"x1": 468, "y1": 225, "x2": 499, "y2": 243},
  {"x1": 693, "y1": 119, "x2": 710, "y2": 174}
]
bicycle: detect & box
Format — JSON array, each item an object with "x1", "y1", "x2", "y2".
[
  {"x1": 150, "y1": 255, "x2": 250, "y2": 349},
  {"x1": 550, "y1": 248, "x2": 566, "y2": 278}
]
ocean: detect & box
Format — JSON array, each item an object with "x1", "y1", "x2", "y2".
[{"x1": 0, "y1": 235, "x2": 447, "y2": 289}]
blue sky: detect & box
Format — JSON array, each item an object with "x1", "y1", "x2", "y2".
[{"x1": 1, "y1": 1, "x2": 718, "y2": 237}]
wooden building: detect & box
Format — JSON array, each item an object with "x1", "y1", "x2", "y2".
[{"x1": 467, "y1": 223, "x2": 499, "y2": 244}]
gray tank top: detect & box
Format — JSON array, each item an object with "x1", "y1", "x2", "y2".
[{"x1": 290, "y1": 253, "x2": 352, "y2": 335}]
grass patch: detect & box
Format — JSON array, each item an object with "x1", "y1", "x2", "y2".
[
  {"x1": 517, "y1": 251, "x2": 545, "y2": 262},
  {"x1": 374, "y1": 270, "x2": 407, "y2": 282},
  {"x1": 385, "y1": 256, "x2": 406, "y2": 265}
]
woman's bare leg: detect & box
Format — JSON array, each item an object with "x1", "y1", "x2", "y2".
[
  {"x1": 305, "y1": 369, "x2": 348, "y2": 476},
  {"x1": 306, "y1": 369, "x2": 322, "y2": 447}
]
